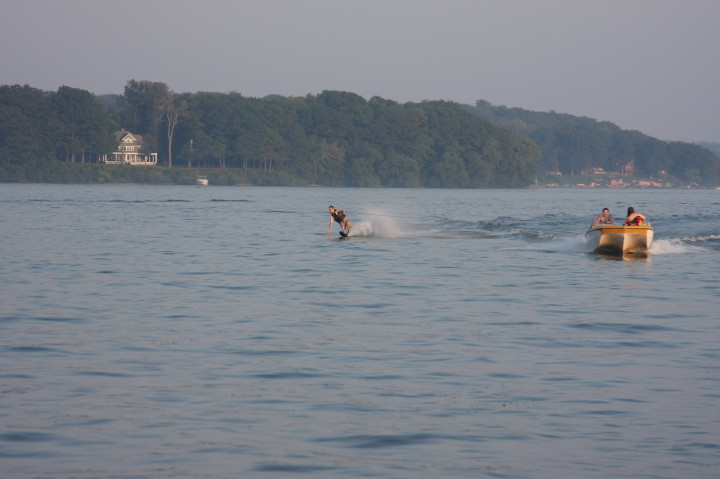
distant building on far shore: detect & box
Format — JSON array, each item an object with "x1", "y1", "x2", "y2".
[{"x1": 100, "y1": 129, "x2": 158, "y2": 165}]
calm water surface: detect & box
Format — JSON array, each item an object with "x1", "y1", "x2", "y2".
[{"x1": 1, "y1": 184, "x2": 719, "y2": 478}]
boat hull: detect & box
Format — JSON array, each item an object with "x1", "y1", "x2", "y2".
[{"x1": 585, "y1": 224, "x2": 654, "y2": 254}]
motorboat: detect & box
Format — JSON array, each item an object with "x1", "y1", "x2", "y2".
[
  {"x1": 585, "y1": 223, "x2": 654, "y2": 255},
  {"x1": 196, "y1": 176, "x2": 209, "y2": 186}
]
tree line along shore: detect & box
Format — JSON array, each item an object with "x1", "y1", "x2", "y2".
[{"x1": 1, "y1": 81, "x2": 718, "y2": 187}]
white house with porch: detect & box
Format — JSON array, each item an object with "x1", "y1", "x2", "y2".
[{"x1": 101, "y1": 130, "x2": 158, "y2": 165}]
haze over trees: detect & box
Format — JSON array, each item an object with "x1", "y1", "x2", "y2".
[
  {"x1": 1, "y1": 81, "x2": 719, "y2": 187},
  {"x1": 467, "y1": 100, "x2": 720, "y2": 186}
]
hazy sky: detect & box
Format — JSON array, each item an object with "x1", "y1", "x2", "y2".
[{"x1": 2, "y1": 0, "x2": 718, "y2": 142}]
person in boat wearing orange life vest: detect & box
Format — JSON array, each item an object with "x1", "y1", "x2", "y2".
[
  {"x1": 624, "y1": 207, "x2": 647, "y2": 226},
  {"x1": 327, "y1": 206, "x2": 352, "y2": 235},
  {"x1": 593, "y1": 207, "x2": 614, "y2": 225}
]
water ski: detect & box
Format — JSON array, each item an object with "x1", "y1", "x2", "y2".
[{"x1": 339, "y1": 231, "x2": 349, "y2": 238}]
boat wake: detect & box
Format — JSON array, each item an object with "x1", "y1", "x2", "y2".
[
  {"x1": 525, "y1": 236, "x2": 590, "y2": 253},
  {"x1": 348, "y1": 214, "x2": 496, "y2": 240},
  {"x1": 527, "y1": 235, "x2": 713, "y2": 255},
  {"x1": 345, "y1": 211, "x2": 719, "y2": 256},
  {"x1": 675, "y1": 233, "x2": 720, "y2": 244},
  {"x1": 649, "y1": 238, "x2": 710, "y2": 254}
]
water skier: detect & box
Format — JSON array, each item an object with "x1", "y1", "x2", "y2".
[{"x1": 327, "y1": 206, "x2": 352, "y2": 236}]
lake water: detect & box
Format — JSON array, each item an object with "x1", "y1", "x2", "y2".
[{"x1": 1, "y1": 183, "x2": 719, "y2": 479}]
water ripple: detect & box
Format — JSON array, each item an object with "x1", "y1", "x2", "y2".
[
  {"x1": 2, "y1": 185, "x2": 719, "y2": 479},
  {"x1": 317, "y1": 433, "x2": 438, "y2": 448}
]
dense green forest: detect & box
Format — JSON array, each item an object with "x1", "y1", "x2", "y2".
[
  {"x1": 0, "y1": 82, "x2": 537, "y2": 187},
  {"x1": 1, "y1": 81, "x2": 719, "y2": 187}
]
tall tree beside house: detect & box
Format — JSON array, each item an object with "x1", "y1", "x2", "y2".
[
  {"x1": 120, "y1": 80, "x2": 172, "y2": 161},
  {"x1": 162, "y1": 96, "x2": 188, "y2": 168},
  {"x1": 53, "y1": 86, "x2": 116, "y2": 163}
]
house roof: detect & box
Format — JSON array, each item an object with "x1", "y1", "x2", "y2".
[{"x1": 113, "y1": 129, "x2": 143, "y2": 144}]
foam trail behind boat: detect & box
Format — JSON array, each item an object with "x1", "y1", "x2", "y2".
[
  {"x1": 649, "y1": 238, "x2": 709, "y2": 254},
  {"x1": 525, "y1": 235, "x2": 590, "y2": 253}
]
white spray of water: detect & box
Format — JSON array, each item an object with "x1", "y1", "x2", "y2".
[
  {"x1": 348, "y1": 211, "x2": 407, "y2": 238},
  {"x1": 649, "y1": 238, "x2": 709, "y2": 254},
  {"x1": 348, "y1": 209, "x2": 455, "y2": 239},
  {"x1": 676, "y1": 234, "x2": 720, "y2": 243}
]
